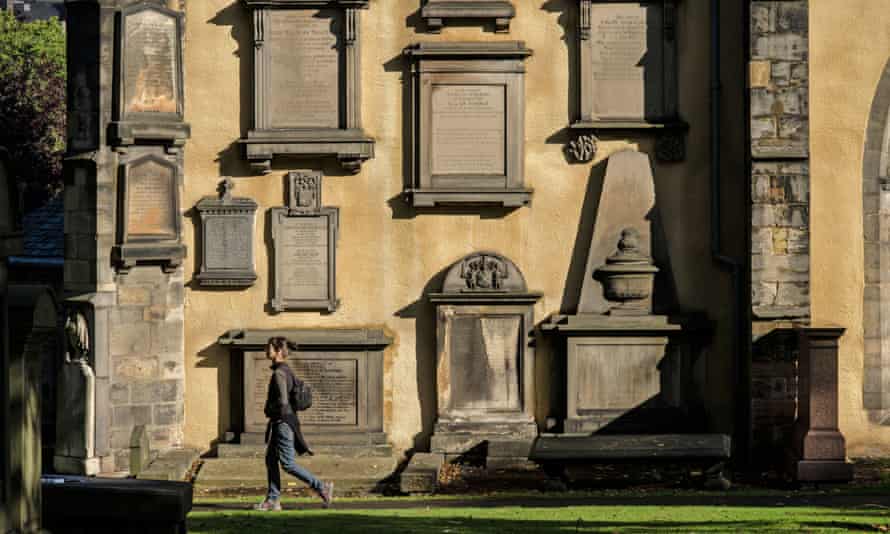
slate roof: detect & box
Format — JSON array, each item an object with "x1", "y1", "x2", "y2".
[{"x1": 14, "y1": 196, "x2": 63, "y2": 264}]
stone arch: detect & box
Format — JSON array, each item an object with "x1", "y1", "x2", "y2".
[{"x1": 862, "y1": 58, "x2": 890, "y2": 422}]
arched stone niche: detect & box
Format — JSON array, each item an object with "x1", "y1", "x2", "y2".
[
  {"x1": 428, "y1": 252, "x2": 542, "y2": 456},
  {"x1": 863, "y1": 58, "x2": 890, "y2": 422}
]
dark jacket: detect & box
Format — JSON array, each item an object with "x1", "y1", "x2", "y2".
[{"x1": 263, "y1": 362, "x2": 310, "y2": 455}]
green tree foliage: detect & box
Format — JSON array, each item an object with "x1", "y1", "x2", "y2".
[{"x1": 0, "y1": 11, "x2": 66, "y2": 195}]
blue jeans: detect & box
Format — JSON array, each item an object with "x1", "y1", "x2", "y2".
[{"x1": 266, "y1": 421, "x2": 322, "y2": 500}]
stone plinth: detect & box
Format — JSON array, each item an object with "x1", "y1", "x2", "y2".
[
  {"x1": 789, "y1": 325, "x2": 853, "y2": 482},
  {"x1": 542, "y1": 314, "x2": 709, "y2": 434},
  {"x1": 428, "y1": 252, "x2": 542, "y2": 455}
]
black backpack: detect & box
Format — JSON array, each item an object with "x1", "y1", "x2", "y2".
[{"x1": 289, "y1": 376, "x2": 313, "y2": 412}]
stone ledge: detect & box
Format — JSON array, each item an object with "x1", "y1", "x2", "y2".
[
  {"x1": 399, "y1": 453, "x2": 443, "y2": 494},
  {"x1": 139, "y1": 448, "x2": 201, "y2": 482}
]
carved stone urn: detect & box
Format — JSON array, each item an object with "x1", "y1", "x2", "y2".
[{"x1": 596, "y1": 228, "x2": 659, "y2": 315}]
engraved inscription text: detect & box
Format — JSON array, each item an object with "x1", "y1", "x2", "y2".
[
  {"x1": 431, "y1": 85, "x2": 506, "y2": 175},
  {"x1": 127, "y1": 159, "x2": 175, "y2": 238},
  {"x1": 124, "y1": 9, "x2": 178, "y2": 114},
  {"x1": 205, "y1": 216, "x2": 251, "y2": 270},
  {"x1": 269, "y1": 10, "x2": 341, "y2": 128},
  {"x1": 278, "y1": 216, "x2": 330, "y2": 301}
]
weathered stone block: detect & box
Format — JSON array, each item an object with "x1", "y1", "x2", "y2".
[
  {"x1": 399, "y1": 453, "x2": 443, "y2": 494},
  {"x1": 131, "y1": 379, "x2": 181, "y2": 404},
  {"x1": 776, "y1": 282, "x2": 809, "y2": 307},
  {"x1": 153, "y1": 404, "x2": 183, "y2": 426},
  {"x1": 110, "y1": 383, "x2": 129, "y2": 404},
  {"x1": 117, "y1": 285, "x2": 151, "y2": 306},
  {"x1": 113, "y1": 357, "x2": 159, "y2": 382},
  {"x1": 110, "y1": 322, "x2": 150, "y2": 356},
  {"x1": 112, "y1": 405, "x2": 152, "y2": 428},
  {"x1": 151, "y1": 320, "x2": 183, "y2": 355}
]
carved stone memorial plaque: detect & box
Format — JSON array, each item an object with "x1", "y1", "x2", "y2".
[
  {"x1": 114, "y1": 150, "x2": 184, "y2": 272},
  {"x1": 111, "y1": 4, "x2": 189, "y2": 145},
  {"x1": 404, "y1": 42, "x2": 533, "y2": 207},
  {"x1": 270, "y1": 171, "x2": 339, "y2": 312},
  {"x1": 195, "y1": 178, "x2": 258, "y2": 287},
  {"x1": 218, "y1": 328, "x2": 392, "y2": 446},
  {"x1": 569, "y1": 0, "x2": 686, "y2": 162},
  {"x1": 421, "y1": 0, "x2": 516, "y2": 33},
  {"x1": 431, "y1": 85, "x2": 506, "y2": 176},
  {"x1": 241, "y1": 0, "x2": 374, "y2": 174},
  {"x1": 428, "y1": 252, "x2": 542, "y2": 455}
]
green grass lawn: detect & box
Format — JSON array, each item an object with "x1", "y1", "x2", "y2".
[{"x1": 189, "y1": 505, "x2": 890, "y2": 533}]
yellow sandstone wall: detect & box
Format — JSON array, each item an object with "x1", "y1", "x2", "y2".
[
  {"x1": 810, "y1": 0, "x2": 890, "y2": 456},
  {"x1": 180, "y1": 0, "x2": 744, "y2": 452}
]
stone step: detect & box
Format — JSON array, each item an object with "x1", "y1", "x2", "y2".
[
  {"x1": 217, "y1": 443, "x2": 393, "y2": 459},
  {"x1": 139, "y1": 448, "x2": 202, "y2": 482},
  {"x1": 194, "y1": 455, "x2": 398, "y2": 495}
]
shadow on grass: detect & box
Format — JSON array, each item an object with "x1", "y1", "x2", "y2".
[
  {"x1": 188, "y1": 514, "x2": 769, "y2": 534},
  {"x1": 188, "y1": 511, "x2": 890, "y2": 534}
]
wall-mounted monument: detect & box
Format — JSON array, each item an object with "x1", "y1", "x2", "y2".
[
  {"x1": 112, "y1": 149, "x2": 185, "y2": 273},
  {"x1": 541, "y1": 151, "x2": 725, "y2": 461},
  {"x1": 240, "y1": 0, "x2": 374, "y2": 175},
  {"x1": 195, "y1": 178, "x2": 258, "y2": 287},
  {"x1": 421, "y1": 0, "x2": 515, "y2": 33},
  {"x1": 428, "y1": 252, "x2": 542, "y2": 457},
  {"x1": 403, "y1": 42, "x2": 533, "y2": 208},
  {"x1": 568, "y1": 0, "x2": 686, "y2": 163},
  {"x1": 110, "y1": 3, "x2": 189, "y2": 146},
  {"x1": 270, "y1": 170, "x2": 339, "y2": 312},
  {"x1": 218, "y1": 328, "x2": 392, "y2": 446},
  {"x1": 211, "y1": 329, "x2": 395, "y2": 492}
]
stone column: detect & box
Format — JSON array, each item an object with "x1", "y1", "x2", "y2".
[
  {"x1": 750, "y1": 1, "x2": 811, "y2": 320},
  {"x1": 62, "y1": 0, "x2": 188, "y2": 474},
  {"x1": 790, "y1": 325, "x2": 853, "y2": 481}
]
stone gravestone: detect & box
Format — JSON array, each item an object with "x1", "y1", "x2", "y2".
[
  {"x1": 403, "y1": 42, "x2": 533, "y2": 207},
  {"x1": 543, "y1": 150, "x2": 712, "y2": 435},
  {"x1": 110, "y1": 3, "x2": 189, "y2": 146},
  {"x1": 113, "y1": 150, "x2": 185, "y2": 273},
  {"x1": 195, "y1": 178, "x2": 258, "y2": 287},
  {"x1": 568, "y1": 0, "x2": 686, "y2": 163},
  {"x1": 270, "y1": 171, "x2": 339, "y2": 312},
  {"x1": 421, "y1": 0, "x2": 516, "y2": 33},
  {"x1": 241, "y1": 0, "x2": 374, "y2": 174},
  {"x1": 217, "y1": 328, "x2": 392, "y2": 448},
  {"x1": 428, "y1": 252, "x2": 542, "y2": 460}
]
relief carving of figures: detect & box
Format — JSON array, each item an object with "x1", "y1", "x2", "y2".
[{"x1": 460, "y1": 254, "x2": 509, "y2": 291}]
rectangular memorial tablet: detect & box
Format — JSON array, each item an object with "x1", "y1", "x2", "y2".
[
  {"x1": 124, "y1": 8, "x2": 179, "y2": 114},
  {"x1": 268, "y1": 9, "x2": 342, "y2": 129},
  {"x1": 125, "y1": 158, "x2": 176, "y2": 239},
  {"x1": 431, "y1": 85, "x2": 506, "y2": 176}
]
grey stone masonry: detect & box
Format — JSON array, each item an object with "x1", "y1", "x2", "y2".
[
  {"x1": 63, "y1": 0, "x2": 189, "y2": 474},
  {"x1": 750, "y1": 1, "x2": 810, "y2": 320},
  {"x1": 862, "y1": 59, "x2": 890, "y2": 419},
  {"x1": 751, "y1": 162, "x2": 810, "y2": 318}
]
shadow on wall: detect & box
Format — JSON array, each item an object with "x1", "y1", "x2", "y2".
[
  {"x1": 208, "y1": 2, "x2": 253, "y2": 178},
  {"x1": 541, "y1": 0, "x2": 579, "y2": 160},
  {"x1": 195, "y1": 341, "x2": 232, "y2": 454},
  {"x1": 393, "y1": 266, "x2": 450, "y2": 453},
  {"x1": 559, "y1": 159, "x2": 606, "y2": 314}
]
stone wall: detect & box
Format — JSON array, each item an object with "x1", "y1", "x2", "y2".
[
  {"x1": 64, "y1": 0, "x2": 187, "y2": 473},
  {"x1": 108, "y1": 267, "x2": 185, "y2": 469},
  {"x1": 750, "y1": 1, "x2": 811, "y2": 320},
  {"x1": 181, "y1": 0, "x2": 749, "y2": 450}
]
